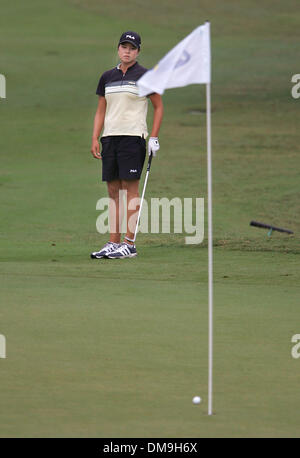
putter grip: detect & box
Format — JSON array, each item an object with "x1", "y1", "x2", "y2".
[
  {"x1": 147, "y1": 153, "x2": 153, "y2": 171},
  {"x1": 250, "y1": 221, "x2": 271, "y2": 230}
]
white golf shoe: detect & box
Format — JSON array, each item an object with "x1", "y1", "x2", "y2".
[{"x1": 90, "y1": 242, "x2": 120, "y2": 259}]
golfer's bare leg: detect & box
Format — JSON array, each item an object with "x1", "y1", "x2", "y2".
[
  {"x1": 107, "y1": 180, "x2": 123, "y2": 243},
  {"x1": 121, "y1": 179, "x2": 140, "y2": 243}
]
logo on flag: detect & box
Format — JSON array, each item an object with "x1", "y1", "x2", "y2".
[{"x1": 174, "y1": 50, "x2": 191, "y2": 69}]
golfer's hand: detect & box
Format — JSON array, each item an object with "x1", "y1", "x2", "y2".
[
  {"x1": 91, "y1": 138, "x2": 101, "y2": 159},
  {"x1": 148, "y1": 137, "x2": 160, "y2": 157}
]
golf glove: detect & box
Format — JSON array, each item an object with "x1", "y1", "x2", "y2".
[{"x1": 148, "y1": 137, "x2": 160, "y2": 157}]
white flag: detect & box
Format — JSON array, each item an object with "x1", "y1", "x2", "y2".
[{"x1": 138, "y1": 22, "x2": 211, "y2": 97}]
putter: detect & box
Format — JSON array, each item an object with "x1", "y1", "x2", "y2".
[
  {"x1": 133, "y1": 152, "x2": 153, "y2": 243},
  {"x1": 250, "y1": 220, "x2": 294, "y2": 236}
]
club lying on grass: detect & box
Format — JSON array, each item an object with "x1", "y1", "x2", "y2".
[{"x1": 250, "y1": 220, "x2": 294, "y2": 237}]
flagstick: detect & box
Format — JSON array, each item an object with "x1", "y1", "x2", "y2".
[{"x1": 206, "y1": 82, "x2": 213, "y2": 416}]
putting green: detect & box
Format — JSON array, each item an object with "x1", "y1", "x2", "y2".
[{"x1": 0, "y1": 0, "x2": 299, "y2": 437}]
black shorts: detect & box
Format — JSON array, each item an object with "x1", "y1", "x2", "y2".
[{"x1": 100, "y1": 135, "x2": 146, "y2": 182}]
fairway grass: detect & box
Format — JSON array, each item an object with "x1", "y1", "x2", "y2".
[
  {"x1": 1, "y1": 0, "x2": 300, "y2": 438},
  {"x1": 1, "y1": 246, "x2": 299, "y2": 437}
]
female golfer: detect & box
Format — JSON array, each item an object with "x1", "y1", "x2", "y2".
[{"x1": 90, "y1": 31, "x2": 163, "y2": 259}]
